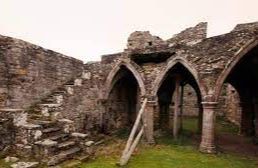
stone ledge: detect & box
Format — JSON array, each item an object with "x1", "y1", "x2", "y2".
[
  {"x1": 0, "y1": 109, "x2": 24, "y2": 112},
  {"x1": 35, "y1": 139, "x2": 58, "y2": 147},
  {"x1": 20, "y1": 123, "x2": 41, "y2": 130},
  {"x1": 71, "y1": 132, "x2": 88, "y2": 139}
]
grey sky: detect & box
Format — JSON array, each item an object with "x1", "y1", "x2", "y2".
[{"x1": 1, "y1": 0, "x2": 258, "y2": 62}]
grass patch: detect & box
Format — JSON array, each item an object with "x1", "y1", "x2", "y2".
[
  {"x1": 80, "y1": 117, "x2": 257, "y2": 168},
  {"x1": 80, "y1": 137, "x2": 257, "y2": 168},
  {"x1": 215, "y1": 117, "x2": 239, "y2": 134}
]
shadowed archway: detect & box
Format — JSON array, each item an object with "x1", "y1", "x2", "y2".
[
  {"x1": 214, "y1": 40, "x2": 258, "y2": 156},
  {"x1": 154, "y1": 59, "x2": 204, "y2": 141},
  {"x1": 101, "y1": 63, "x2": 145, "y2": 134}
]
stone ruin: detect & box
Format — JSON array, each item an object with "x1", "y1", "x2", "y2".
[{"x1": 0, "y1": 21, "x2": 258, "y2": 166}]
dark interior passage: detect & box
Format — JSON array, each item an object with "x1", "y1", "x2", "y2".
[
  {"x1": 156, "y1": 63, "x2": 203, "y2": 136},
  {"x1": 224, "y1": 45, "x2": 258, "y2": 137},
  {"x1": 104, "y1": 66, "x2": 140, "y2": 133},
  {"x1": 216, "y1": 45, "x2": 258, "y2": 156}
]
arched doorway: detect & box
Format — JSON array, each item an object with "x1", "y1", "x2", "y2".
[
  {"x1": 155, "y1": 62, "x2": 203, "y2": 141},
  {"x1": 215, "y1": 44, "x2": 258, "y2": 156},
  {"x1": 103, "y1": 65, "x2": 144, "y2": 134}
]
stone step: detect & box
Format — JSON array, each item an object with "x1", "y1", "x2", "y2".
[
  {"x1": 50, "y1": 93, "x2": 64, "y2": 98},
  {"x1": 35, "y1": 139, "x2": 57, "y2": 147},
  {"x1": 65, "y1": 80, "x2": 76, "y2": 85},
  {"x1": 42, "y1": 127, "x2": 61, "y2": 134},
  {"x1": 47, "y1": 147, "x2": 81, "y2": 166},
  {"x1": 48, "y1": 133, "x2": 70, "y2": 142},
  {"x1": 29, "y1": 120, "x2": 57, "y2": 128},
  {"x1": 29, "y1": 114, "x2": 51, "y2": 120},
  {"x1": 75, "y1": 155, "x2": 90, "y2": 162},
  {"x1": 42, "y1": 98, "x2": 56, "y2": 103},
  {"x1": 39, "y1": 103, "x2": 61, "y2": 108},
  {"x1": 53, "y1": 90, "x2": 67, "y2": 94},
  {"x1": 58, "y1": 140, "x2": 76, "y2": 150},
  {"x1": 64, "y1": 84, "x2": 74, "y2": 87},
  {"x1": 27, "y1": 107, "x2": 41, "y2": 114}
]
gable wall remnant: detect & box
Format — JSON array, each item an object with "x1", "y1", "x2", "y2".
[{"x1": 0, "y1": 35, "x2": 83, "y2": 109}]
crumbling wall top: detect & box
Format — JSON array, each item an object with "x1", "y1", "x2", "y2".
[
  {"x1": 232, "y1": 22, "x2": 258, "y2": 32},
  {"x1": 167, "y1": 22, "x2": 207, "y2": 47},
  {"x1": 126, "y1": 31, "x2": 168, "y2": 51}
]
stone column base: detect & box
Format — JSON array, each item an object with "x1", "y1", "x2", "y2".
[
  {"x1": 146, "y1": 137, "x2": 155, "y2": 144},
  {"x1": 199, "y1": 142, "x2": 216, "y2": 153}
]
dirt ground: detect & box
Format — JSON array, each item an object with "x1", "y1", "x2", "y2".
[{"x1": 217, "y1": 133, "x2": 258, "y2": 157}]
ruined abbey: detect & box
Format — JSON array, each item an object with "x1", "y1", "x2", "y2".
[{"x1": 0, "y1": 21, "x2": 258, "y2": 166}]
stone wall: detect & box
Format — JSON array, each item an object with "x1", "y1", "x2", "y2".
[
  {"x1": 59, "y1": 62, "x2": 107, "y2": 133},
  {"x1": 224, "y1": 85, "x2": 241, "y2": 125},
  {"x1": 0, "y1": 36, "x2": 11, "y2": 108},
  {"x1": 0, "y1": 35, "x2": 84, "y2": 109},
  {"x1": 182, "y1": 84, "x2": 199, "y2": 116},
  {"x1": 0, "y1": 114, "x2": 15, "y2": 152}
]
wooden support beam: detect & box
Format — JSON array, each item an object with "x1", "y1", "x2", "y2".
[
  {"x1": 120, "y1": 126, "x2": 144, "y2": 166},
  {"x1": 119, "y1": 98, "x2": 147, "y2": 166},
  {"x1": 122, "y1": 98, "x2": 147, "y2": 154}
]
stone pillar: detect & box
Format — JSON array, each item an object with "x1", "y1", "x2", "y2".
[
  {"x1": 173, "y1": 75, "x2": 181, "y2": 139},
  {"x1": 199, "y1": 101, "x2": 217, "y2": 153},
  {"x1": 240, "y1": 102, "x2": 254, "y2": 136},
  {"x1": 144, "y1": 99, "x2": 156, "y2": 144}
]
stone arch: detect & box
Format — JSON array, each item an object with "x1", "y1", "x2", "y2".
[
  {"x1": 214, "y1": 39, "x2": 258, "y2": 102},
  {"x1": 102, "y1": 61, "x2": 146, "y2": 100},
  {"x1": 152, "y1": 56, "x2": 206, "y2": 98}
]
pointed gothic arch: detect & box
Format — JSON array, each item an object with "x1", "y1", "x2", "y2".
[
  {"x1": 153, "y1": 57, "x2": 206, "y2": 98},
  {"x1": 214, "y1": 39, "x2": 258, "y2": 102},
  {"x1": 103, "y1": 61, "x2": 146, "y2": 100}
]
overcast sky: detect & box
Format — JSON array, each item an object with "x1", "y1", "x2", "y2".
[{"x1": 1, "y1": 0, "x2": 258, "y2": 62}]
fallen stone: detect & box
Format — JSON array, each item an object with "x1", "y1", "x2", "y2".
[
  {"x1": 94, "y1": 140, "x2": 105, "y2": 145},
  {"x1": 11, "y1": 162, "x2": 39, "y2": 168},
  {"x1": 76, "y1": 155, "x2": 90, "y2": 162},
  {"x1": 34, "y1": 130, "x2": 42, "y2": 140},
  {"x1": 58, "y1": 118, "x2": 74, "y2": 124},
  {"x1": 71, "y1": 132, "x2": 88, "y2": 138},
  {"x1": 4, "y1": 156, "x2": 19, "y2": 163},
  {"x1": 85, "y1": 141, "x2": 94, "y2": 147}
]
